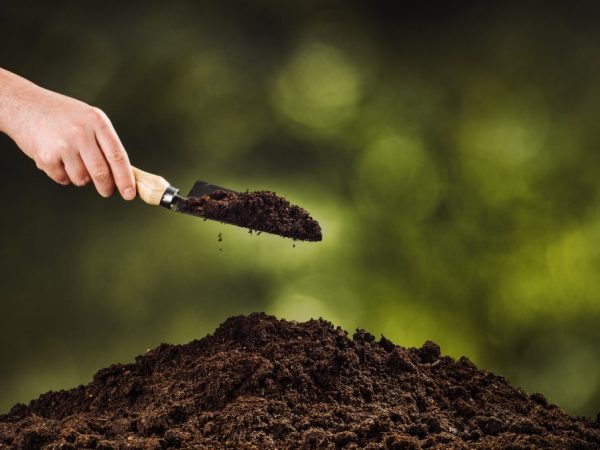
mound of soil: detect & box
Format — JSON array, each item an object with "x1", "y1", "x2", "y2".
[
  {"x1": 1, "y1": 314, "x2": 599, "y2": 449},
  {"x1": 181, "y1": 190, "x2": 322, "y2": 242}
]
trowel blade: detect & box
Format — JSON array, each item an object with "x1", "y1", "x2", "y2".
[{"x1": 187, "y1": 181, "x2": 236, "y2": 198}]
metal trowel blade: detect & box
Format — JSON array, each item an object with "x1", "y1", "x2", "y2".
[{"x1": 187, "y1": 181, "x2": 237, "y2": 198}]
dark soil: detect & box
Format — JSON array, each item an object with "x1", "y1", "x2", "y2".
[
  {"x1": 1, "y1": 313, "x2": 599, "y2": 449},
  {"x1": 181, "y1": 190, "x2": 322, "y2": 242}
]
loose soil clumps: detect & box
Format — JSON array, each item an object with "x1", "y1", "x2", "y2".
[
  {"x1": 181, "y1": 190, "x2": 322, "y2": 242},
  {"x1": 1, "y1": 313, "x2": 599, "y2": 449}
]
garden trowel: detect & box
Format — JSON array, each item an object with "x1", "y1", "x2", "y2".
[{"x1": 131, "y1": 167, "x2": 322, "y2": 242}]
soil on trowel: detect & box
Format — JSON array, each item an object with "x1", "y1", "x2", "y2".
[
  {"x1": 1, "y1": 313, "x2": 599, "y2": 449},
  {"x1": 181, "y1": 190, "x2": 322, "y2": 242}
]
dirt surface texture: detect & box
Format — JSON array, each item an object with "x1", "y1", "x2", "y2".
[
  {"x1": 1, "y1": 313, "x2": 599, "y2": 450},
  {"x1": 181, "y1": 190, "x2": 322, "y2": 242}
]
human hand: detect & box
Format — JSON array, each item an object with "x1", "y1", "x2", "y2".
[{"x1": 0, "y1": 69, "x2": 136, "y2": 200}]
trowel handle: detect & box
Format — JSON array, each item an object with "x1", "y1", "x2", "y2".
[{"x1": 132, "y1": 166, "x2": 172, "y2": 206}]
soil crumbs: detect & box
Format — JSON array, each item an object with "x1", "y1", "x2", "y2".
[
  {"x1": 1, "y1": 313, "x2": 599, "y2": 450},
  {"x1": 181, "y1": 190, "x2": 322, "y2": 242}
]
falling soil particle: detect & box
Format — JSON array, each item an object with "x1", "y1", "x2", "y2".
[
  {"x1": 181, "y1": 190, "x2": 322, "y2": 242},
  {"x1": 1, "y1": 313, "x2": 599, "y2": 449}
]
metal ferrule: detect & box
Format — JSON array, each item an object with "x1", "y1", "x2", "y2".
[{"x1": 160, "y1": 185, "x2": 180, "y2": 209}]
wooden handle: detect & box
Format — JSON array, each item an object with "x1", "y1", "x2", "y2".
[{"x1": 132, "y1": 166, "x2": 170, "y2": 206}]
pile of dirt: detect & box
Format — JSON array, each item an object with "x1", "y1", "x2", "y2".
[
  {"x1": 1, "y1": 313, "x2": 599, "y2": 449},
  {"x1": 181, "y1": 190, "x2": 322, "y2": 242}
]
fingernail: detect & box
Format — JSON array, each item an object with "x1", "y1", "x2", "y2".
[{"x1": 123, "y1": 187, "x2": 135, "y2": 200}]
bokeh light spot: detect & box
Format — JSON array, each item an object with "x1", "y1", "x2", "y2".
[
  {"x1": 273, "y1": 43, "x2": 362, "y2": 131},
  {"x1": 357, "y1": 135, "x2": 441, "y2": 220}
]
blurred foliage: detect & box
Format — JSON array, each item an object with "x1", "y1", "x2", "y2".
[{"x1": 1, "y1": 1, "x2": 600, "y2": 417}]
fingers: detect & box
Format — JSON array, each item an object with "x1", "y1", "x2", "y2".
[
  {"x1": 93, "y1": 110, "x2": 136, "y2": 201},
  {"x1": 35, "y1": 149, "x2": 70, "y2": 185},
  {"x1": 31, "y1": 106, "x2": 135, "y2": 200},
  {"x1": 45, "y1": 162, "x2": 71, "y2": 185},
  {"x1": 62, "y1": 152, "x2": 91, "y2": 186},
  {"x1": 79, "y1": 137, "x2": 116, "y2": 198}
]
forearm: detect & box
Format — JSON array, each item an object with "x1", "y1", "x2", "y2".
[{"x1": 0, "y1": 68, "x2": 41, "y2": 137}]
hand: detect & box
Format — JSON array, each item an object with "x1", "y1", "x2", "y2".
[{"x1": 0, "y1": 69, "x2": 136, "y2": 200}]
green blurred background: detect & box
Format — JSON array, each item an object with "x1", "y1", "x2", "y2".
[{"x1": 1, "y1": 1, "x2": 600, "y2": 417}]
